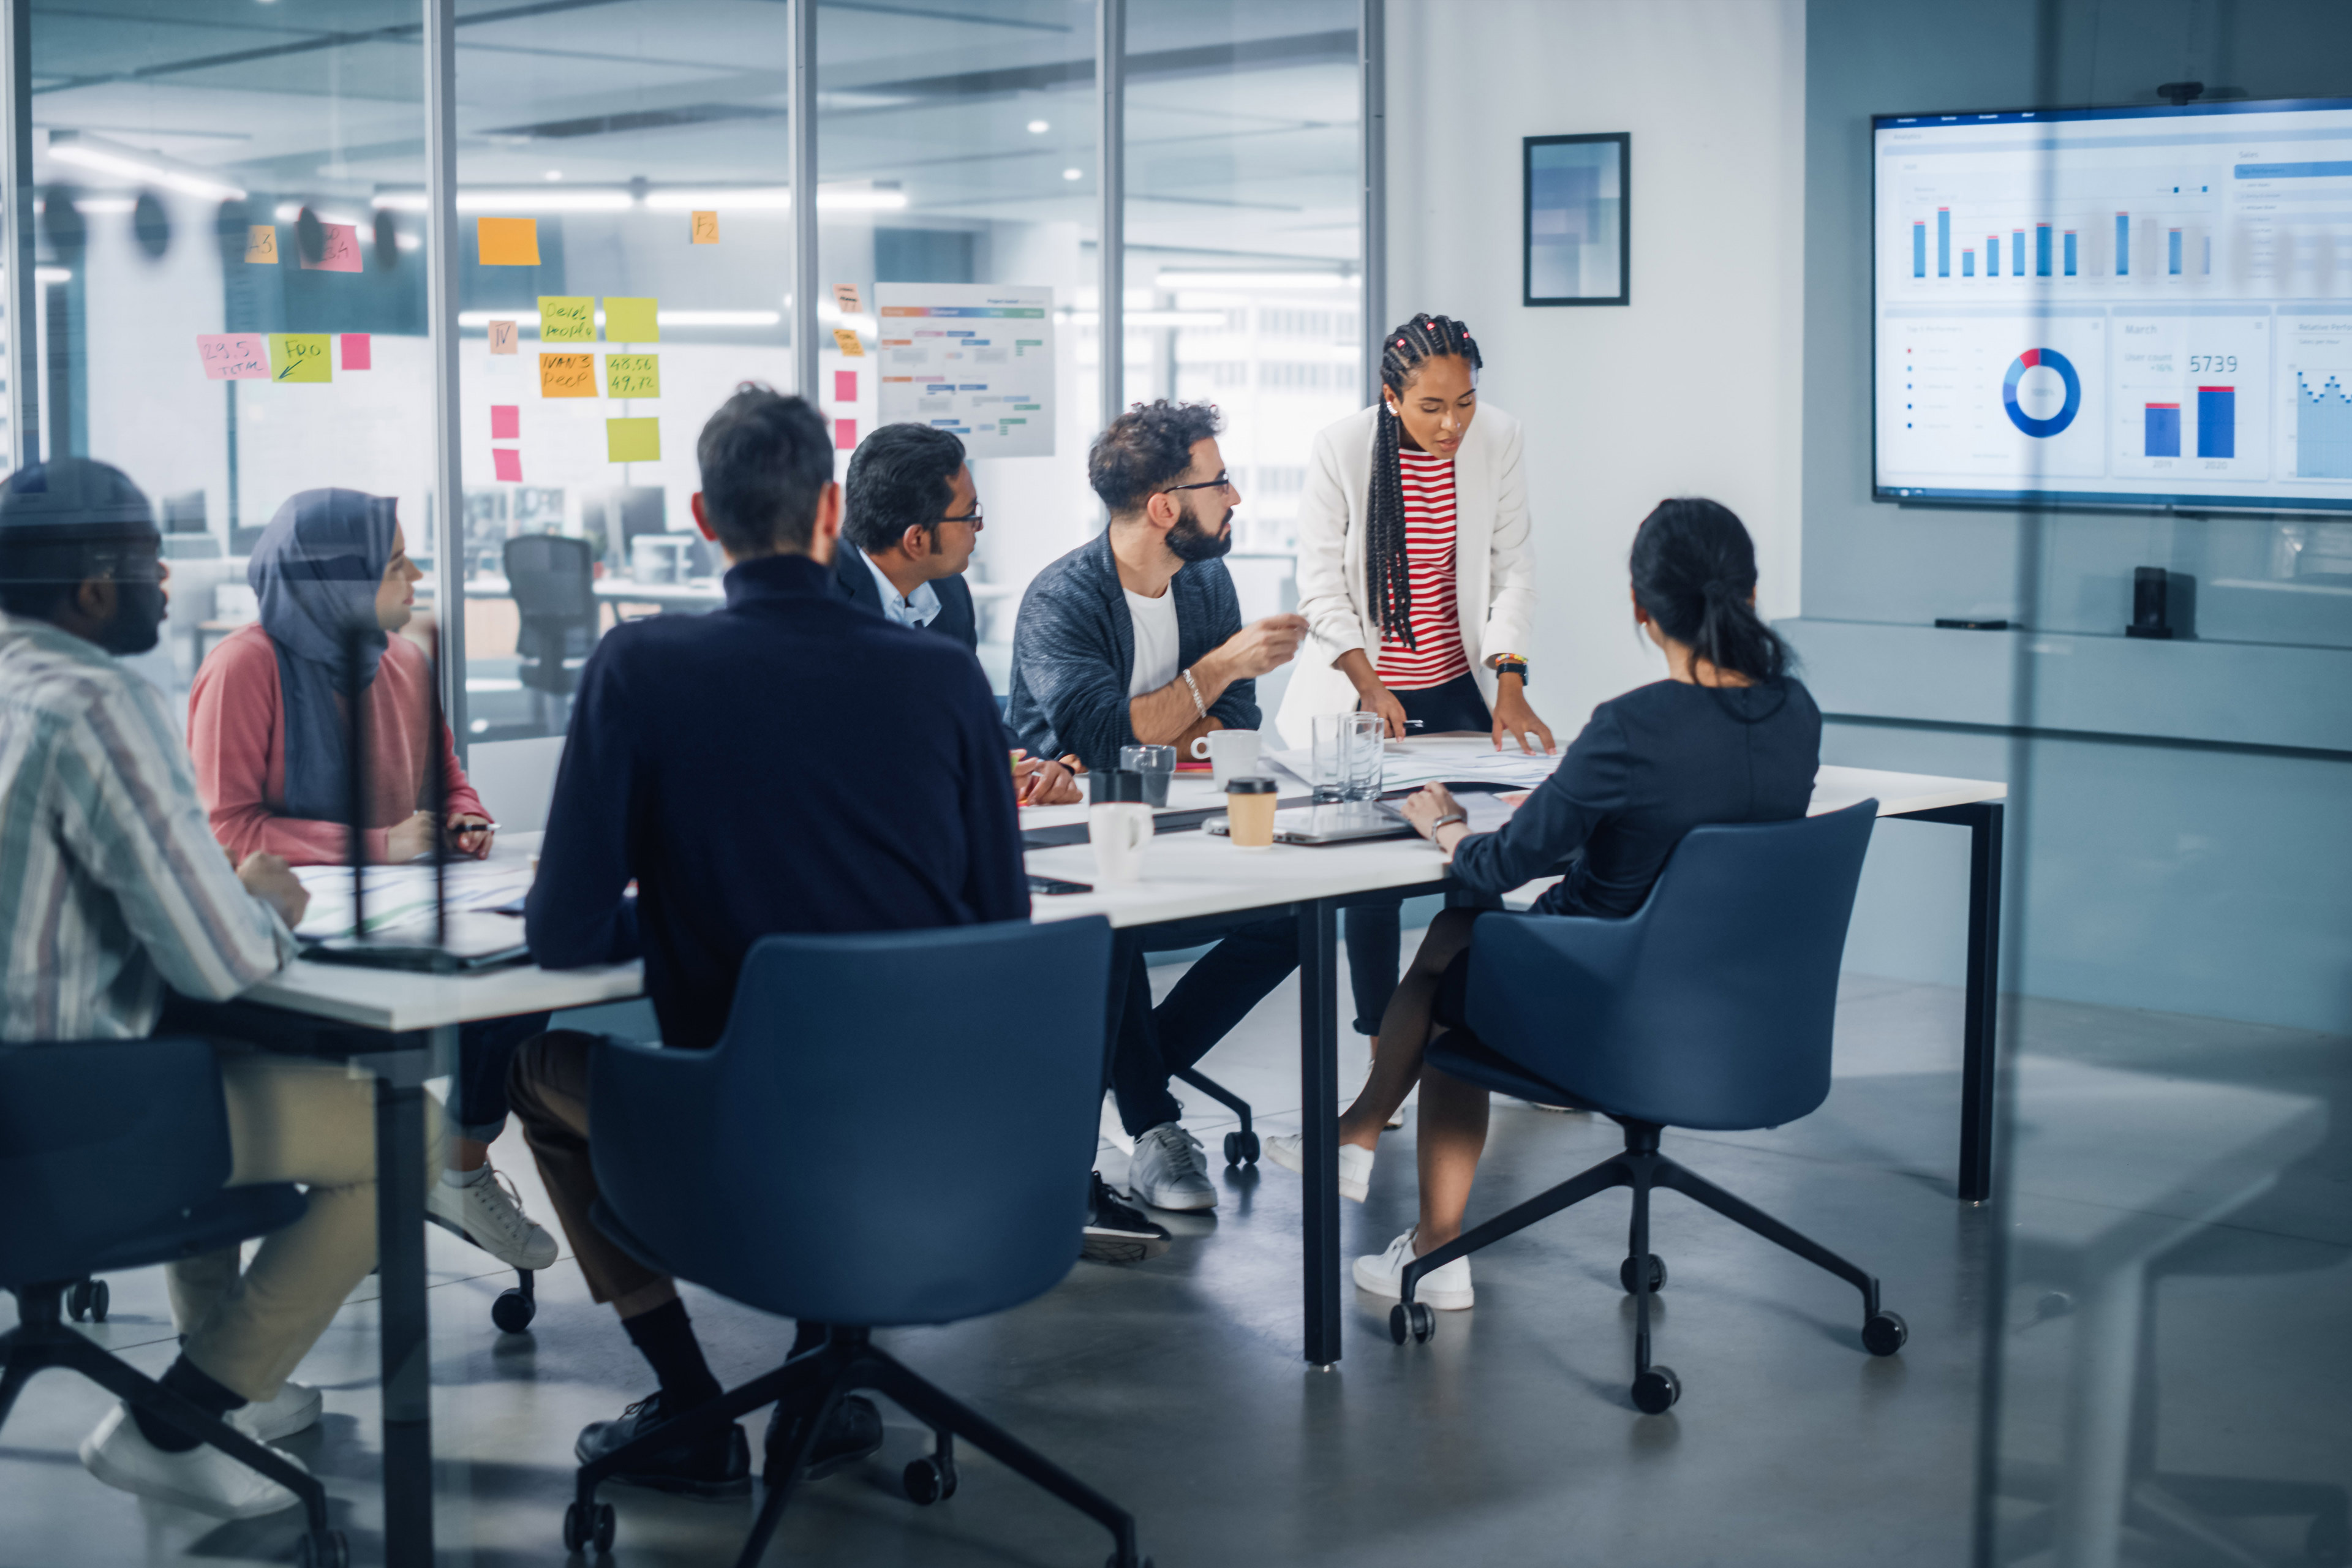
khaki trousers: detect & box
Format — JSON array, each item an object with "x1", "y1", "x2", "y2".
[
  {"x1": 506, "y1": 1030, "x2": 675, "y2": 1320},
  {"x1": 167, "y1": 1052, "x2": 445, "y2": 1403}
]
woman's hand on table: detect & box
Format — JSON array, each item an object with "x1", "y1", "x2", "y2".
[
  {"x1": 385, "y1": 810, "x2": 437, "y2": 862},
  {"x1": 1012, "y1": 750, "x2": 1084, "y2": 807},
  {"x1": 1491, "y1": 682, "x2": 1556, "y2": 755},
  {"x1": 1400, "y1": 783, "x2": 1464, "y2": 843}
]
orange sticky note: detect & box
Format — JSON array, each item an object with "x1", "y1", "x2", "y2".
[
  {"x1": 477, "y1": 216, "x2": 541, "y2": 266},
  {"x1": 488, "y1": 320, "x2": 518, "y2": 355},
  {"x1": 832, "y1": 328, "x2": 864, "y2": 358},
  {"x1": 607, "y1": 418, "x2": 660, "y2": 462},
  {"x1": 690, "y1": 211, "x2": 719, "y2": 244},
  {"x1": 538, "y1": 352, "x2": 596, "y2": 398},
  {"x1": 244, "y1": 225, "x2": 277, "y2": 264}
]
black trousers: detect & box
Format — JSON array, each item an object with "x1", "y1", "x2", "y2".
[{"x1": 1106, "y1": 914, "x2": 1298, "y2": 1137}]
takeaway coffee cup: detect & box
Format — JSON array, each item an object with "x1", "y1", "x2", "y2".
[
  {"x1": 1224, "y1": 776, "x2": 1280, "y2": 850},
  {"x1": 1088, "y1": 769, "x2": 1152, "y2": 884}
]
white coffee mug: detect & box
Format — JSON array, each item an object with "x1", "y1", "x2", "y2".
[
  {"x1": 1087, "y1": 802, "x2": 1153, "y2": 884},
  {"x1": 1190, "y1": 728, "x2": 1262, "y2": 787}
]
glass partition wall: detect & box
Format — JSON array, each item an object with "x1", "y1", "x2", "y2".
[{"x1": 7, "y1": 0, "x2": 1368, "y2": 743}]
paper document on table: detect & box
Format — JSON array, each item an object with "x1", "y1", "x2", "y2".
[
  {"x1": 1267, "y1": 738, "x2": 1562, "y2": 793},
  {"x1": 292, "y1": 861, "x2": 536, "y2": 940}
]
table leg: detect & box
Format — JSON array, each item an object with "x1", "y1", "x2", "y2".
[
  {"x1": 1297, "y1": 897, "x2": 1341, "y2": 1368},
  {"x1": 1958, "y1": 802, "x2": 2003, "y2": 1203},
  {"x1": 374, "y1": 1074, "x2": 435, "y2": 1567},
  {"x1": 1908, "y1": 801, "x2": 2005, "y2": 1203}
]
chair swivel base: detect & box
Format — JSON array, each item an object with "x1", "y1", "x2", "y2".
[
  {"x1": 1391, "y1": 1118, "x2": 1909, "y2": 1413},
  {"x1": 0, "y1": 1283, "x2": 347, "y2": 1567},
  {"x1": 568, "y1": 1325, "x2": 1149, "y2": 1568},
  {"x1": 1174, "y1": 1066, "x2": 1258, "y2": 1167}
]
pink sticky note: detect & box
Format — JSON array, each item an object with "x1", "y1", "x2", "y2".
[
  {"x1": 300, "y1": 222, "x2": 363, "y2": 273},
  {"x1": 834, "y1": 418, "x2": 857, "y2": 451},
  {"x1": 196, "y1": 333, "x2": 270, "y2": 380},
  {"x1": 492, "y1": 448, "x2": 523, "y2": 483},
  {"x1": 834, "y1": 369, "x2": 858, "y2": 402},
  {"x1": 490, "y1": 404, "x2": 520, "y2": 440},
  {"x1": 341, "y1": 333, "x2": 372, "y2": 370}
]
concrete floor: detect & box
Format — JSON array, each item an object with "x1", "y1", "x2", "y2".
[{"x1": 1, "y1": 965, "x2": 2343, "y2": 1567}]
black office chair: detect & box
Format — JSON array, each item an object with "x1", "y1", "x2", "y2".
[
  {"x1": 1393, "y1": 801, "x2": 1907, "y2": 1415},
  {"x1": 565, "y1": 919, "x2": 1145, "y2": 1567},
  {"x1": 0, "y1": 1036, "x2": 347, "y2": 1567},
  {"x1": 503, "y1": 533, "x2": 598, "y2": 733}
]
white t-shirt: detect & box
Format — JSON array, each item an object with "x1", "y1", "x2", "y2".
[{"x1": 1125, "y1": 586, "x2": 1182, "y2": 698}]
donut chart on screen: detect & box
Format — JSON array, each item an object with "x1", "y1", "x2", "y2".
[{"x1": 2002, "y1": 349, "x2": 2081, "y2": 438}]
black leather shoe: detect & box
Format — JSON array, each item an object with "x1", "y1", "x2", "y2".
[
  {"x1": 763, "y1": 1394, "x2": 884, "y2": 1485},
  {"x1": 575, "y1": 1392, "x2": 750, "y2": 1497}
]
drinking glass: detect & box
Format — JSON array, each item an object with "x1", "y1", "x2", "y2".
[
  {"x1": 1118, "y1": 744, "x2": 1177, "y2": 807},
  {"x1": 1342, "y1": 710, "x2": 1386, "y2": 802},
  {"x1": 1309, "y1": 714, "x2": 1349, "y2": 804}
]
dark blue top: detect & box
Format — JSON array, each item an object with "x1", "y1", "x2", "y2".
[
  {"x1": 832, "y1": 548, "x2": 980, "y2": 652},
  {"x1": 1451, "y1": 678, "x2": 1823, "y2": 919},
  {"x1": 526, "y1": 552, "x2": 1030, "y2": 1052},
  {"x1": 1004, "y1": 530, "x2": 1257, "y2": 771}
]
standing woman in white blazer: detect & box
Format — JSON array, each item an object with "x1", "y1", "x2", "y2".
[{"x1": 1276, "y1": 311, "x2": 1555, "y2": 1047}]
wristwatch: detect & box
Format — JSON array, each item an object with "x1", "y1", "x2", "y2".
[{"x1": 1491, "y1": 654, "x2": 1529, "y2": 685}]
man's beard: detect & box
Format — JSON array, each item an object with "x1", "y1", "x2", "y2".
[
  {"x1": 97, "y1": 580, "x2": 166, "y2": 655},
  {"x1": 1166, "y1": 497, "x2": 1233, "y2": 563}
]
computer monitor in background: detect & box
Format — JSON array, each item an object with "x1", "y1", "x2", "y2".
[{"x1": 592, "y1": 486, "x2": 667, "y2": 573}]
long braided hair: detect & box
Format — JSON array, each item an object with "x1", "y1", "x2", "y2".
[{"x1": 1366, "y1": 312, "x2": 1482, "y2": 647}]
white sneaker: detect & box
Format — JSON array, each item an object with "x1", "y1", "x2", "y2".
[
  {"x1": 427, "y1": 1166, "x2": 560, "y2": 1270},
  {"x1": 1125, "y1": 1123, "x2": 1218, "y2": 1212},
  {"x1": 80, "y1": 1403, "x2": 306, "y2": 1520},
  {"x1": 228, "y1": 1381, "x2": 320, "y2": 1444},
  {"x1": 1264, "y1": 1134, "x2": 1375, "y2": 1202},
  {"x1": 1352, "y1": 1227, "x2": 1474, "y2": 1311}
]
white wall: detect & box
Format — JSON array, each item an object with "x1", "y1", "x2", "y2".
[{"x1": 1384, "y1": 0, "x2": 1807, "y2": 734}]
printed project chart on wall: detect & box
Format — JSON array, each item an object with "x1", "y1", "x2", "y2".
[
  {"x1": 875, "y1": 285, "x2": 1055, "y2": 458},
  {"x1": 1872, "y1": 97, "x2": 2352, "y2": 511}
]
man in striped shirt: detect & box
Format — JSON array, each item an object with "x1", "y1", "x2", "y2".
[{"x1": 0, "y1": 459, "x2": 441, "y2": 1521}]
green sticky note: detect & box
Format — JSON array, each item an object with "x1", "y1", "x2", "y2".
[
  {"x1": 538, "y1": 296, "x2": 595, "y2": 342},
  {"x1": 605, "y1": 353, "x2": 660, "y2": 399},
  {"x1": 603, "y1": 296, "x2": 658, "y2": 342},
  {"x1": 607, "y1": 417, "x2": 660, "y2": 462},
  {"x1": 267, "y1": 333, "x2": 332, "y2": 382}
]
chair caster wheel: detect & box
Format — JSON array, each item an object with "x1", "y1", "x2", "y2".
[
  {"x1": 903, "y1": 1453, "x2": 959, "y2": 1504},
  {"x1": 1632, "y1": 1365, "x2": 1681, "y2": 1414},
  {"x1": 1388, "y1": 1302, "x2": 1435, "y2": 1344},
  {"x1": 1618, "y1": 1253, "x2": 1667, "y2": 1294},
  {"x1": 563, "y1": 1499, "x2": 612, "y2": 1553},
  {"x1": 1863, "y1": 1310, "x2": 1909, "y2": 1357},
  {"x1": 68, "y1": 1279, "x2": 107, "y2": 1322},
  {"x1": 1223, "y1": 1130, "x2": 1259, "y2": 1167},
  {"x1": 492, "y1": 1287, "x2": 537, "y2": 1333},
  {"x1": 296, "y1": 1529, "x2": 349, "y2": 1568}
]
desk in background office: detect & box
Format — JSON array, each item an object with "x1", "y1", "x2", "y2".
[{"x1": 1022, "y1": 760, "x2": 2007, "y2": 1369}]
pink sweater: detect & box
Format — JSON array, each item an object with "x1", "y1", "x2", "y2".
[{"x1": 187, "y1": 622, "x2": 488, "y2": 865}]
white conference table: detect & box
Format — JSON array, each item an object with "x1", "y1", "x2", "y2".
[{"x1": 227, "y1": 761, "x2": 2003, "y2": 1551}]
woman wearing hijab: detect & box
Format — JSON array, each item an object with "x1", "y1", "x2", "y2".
[{"x1": 188, "y1": 489, "x2": 557, "y2": 1275}]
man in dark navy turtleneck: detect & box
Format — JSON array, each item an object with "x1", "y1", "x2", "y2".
[{"x1": 511, "y1": 385, "x2": 1027, "y2": 1497}]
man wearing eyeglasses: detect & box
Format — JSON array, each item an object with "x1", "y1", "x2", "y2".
[
  {"x1": 837, "y1": 422, "x2": 1080, "y2": 807},
  {"x1": 1008, "y1": 400, "x2": 1310, "y2": 1216}
]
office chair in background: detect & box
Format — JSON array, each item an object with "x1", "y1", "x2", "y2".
[
  {"x1": 1393, "y1": 801, "x2": 1907, "y2": 1415},
  {"x1": 0, "y1": 1037, "x2": 347, "y2": 1567},
  {"x1": 564, "y1": 918, "x2": 1146, "y2": 1567},
  {"x1": 503, "y1": 533, "x2": 598, "y2": 736}
]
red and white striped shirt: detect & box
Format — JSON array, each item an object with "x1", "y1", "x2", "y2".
[{"x1": 1373, "y1": 448, "x2": 1472, "y2": 690}]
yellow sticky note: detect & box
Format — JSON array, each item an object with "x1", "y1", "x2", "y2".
[
  {"x1": 832, "y1": 328, "x2": 864, "y2": 358},
  {"x1": 605, "y1": 353, "x2": 660, "y2": 398},
  {"x1": 538, "y1": 352, "x2": 597, "y2": 398},
  {"x1": 538, "y1": 296, "x2": 595, "y2": 343},
  {"x1": 267, "y1": 333, "x2": 332, "y2": 383},
  {"x1": 477, "y1": 216, "x2": 541, "y2": 266},
  {"x1": 244, "y1": 225, "x2": 277, "y2": 264},
  {"x1": 690, "y1": 211, "x2": 719, "y2": 244},
  {"x1": 607, "y1": 417, "x2": 660, "y2": 462},
  {"x1": 603, "y1": 297, "x2": 658, "y2": 342}
]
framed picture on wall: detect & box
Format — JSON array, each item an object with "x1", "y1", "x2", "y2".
[{"x1": 1524, "y1": 132, "x2": 1630, "y2": 306}]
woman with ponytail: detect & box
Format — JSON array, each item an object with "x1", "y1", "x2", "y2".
[
  {"x1": 1266, "y1": 499, "x2": 1819, "y2": 1316},
  {"x1": 1280, "y1": 312, "x2": 1552, "y2": 1054}
]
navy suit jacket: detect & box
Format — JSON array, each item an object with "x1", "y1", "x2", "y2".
[
  {"x1": 834, "y1": 548, "x2": 979, "y2": 652},
  {"x1": 526, "y1": 552, "x2": 1028, "y2": 1052}
]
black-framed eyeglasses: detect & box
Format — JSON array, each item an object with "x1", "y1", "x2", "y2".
[
  {"x1": 1161, "y1": 472, "x2": 1233, "y2": 496},
  {"x1": 941, "y1": 504, "x2": 984, "y2": 526}
]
